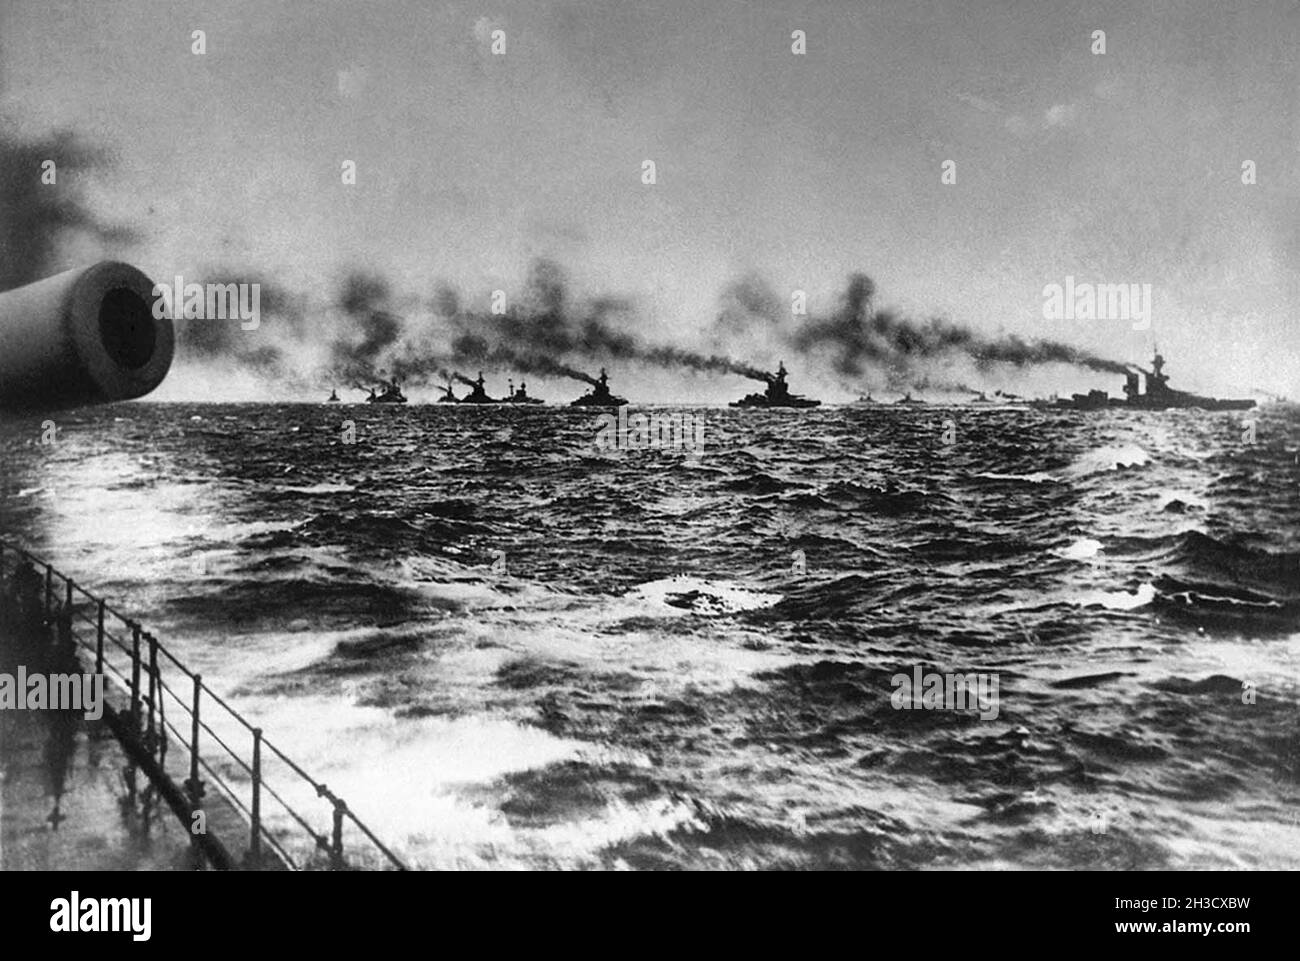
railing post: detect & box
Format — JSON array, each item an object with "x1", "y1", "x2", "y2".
[
  {"x1": 95, "y1": 600, "x2": 105, "y2": 673},
  {"x1": 185, "y1": 674, "x2": 204, "y2": 807},
  {"x1": 249, "y1": 728, "x2": 263, "y2": 867},
  {"x1": 58, "y1": 579, "x2": 73, "y2": 650},
  {"x1": 130, "y1": 622, "x2": 142, "y2": 734},
  {"x1": 145, "y1": 633, "x2": 158, "y2": 754},
  {"x1": 44, "y1": 564, "x2": 53, "y2": 621},
  {"x1": 331, "y1": 799, "x2": 347, "y2": 870}
]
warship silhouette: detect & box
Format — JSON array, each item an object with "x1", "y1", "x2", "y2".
[
  {"x1": 730, "y1": 362, "x2": 820, "y2": 408},
  {"x1": 570, "y1": 368, "x2": 628, "y2": 407},
  {"x1": 503, "y1": 379, "x2": 545, "y2": 405},
  {"x1": 456, "y1": 372, "x2": 498, "y2": 405},
  {"x1": 326, "y1": 389, "x2": 340, "y2": 403},
  {"x1": 1036, "y1": 350, "x2": 1256, "y2": 411},
  {"x1": 436, "y1": 381, "x2": 459, "y2": 403},
  {"x1": 364, "y1": 379, "x2": 407, "y2": 404}
]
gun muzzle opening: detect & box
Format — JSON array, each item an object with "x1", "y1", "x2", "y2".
[{"x1": 98, "y1": 287, "x2": 157, "y2": 371}]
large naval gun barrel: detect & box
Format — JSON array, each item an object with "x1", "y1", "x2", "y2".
[{"x1": 0, "y1": 261, "x2": 173, "y2": 411}]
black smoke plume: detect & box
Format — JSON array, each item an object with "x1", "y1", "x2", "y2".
[
  {"x1": 791, "y1": 272, "x2": 1128, "y2": 387},
  {"x1": 329, "y1": 271, "x2": 403, "y2": 385},
  {"x1": 0, "y1": 121, "x2": 138, "y2": 291},
  {"x1": 450, "y1": 337, "x2": 600, "y2": 386},
  {"x1": 450, "y1": 259, "x2": 767, "y2": 383}
]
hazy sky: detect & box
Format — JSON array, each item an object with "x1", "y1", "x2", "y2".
[{"x1": 2, "y1": 0, "x2": 1297, "y2": 397}]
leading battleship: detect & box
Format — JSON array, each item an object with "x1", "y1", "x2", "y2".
[{"x1": 1037, "y1": 350, "x2": 1256, "y2": 411}]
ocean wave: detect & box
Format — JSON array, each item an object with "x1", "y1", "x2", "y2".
[
  {"x1": 622, "y1": 575, "x2": 783, "y2": 616},
  {"x1": 973, "y1": 471, "x2": 1057, "y2": 485},
  {"x1": 1055, "y1": 537, "x2": 1104, "y2": 560},
  {"x1": 1061, "y1": 444, "x2": 1150, "y2": 478},
  {"x1": 1073, "y1": 583, "x2": 1157, "y2": 610}
]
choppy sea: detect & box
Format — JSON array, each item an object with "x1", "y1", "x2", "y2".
[{"x1": 2, "y1": 401, "x2": 1298, "y2": 869}]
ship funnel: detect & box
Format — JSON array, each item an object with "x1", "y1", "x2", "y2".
[{"x1": 0, "y1": 261, "x2": 174, "y2": 411}]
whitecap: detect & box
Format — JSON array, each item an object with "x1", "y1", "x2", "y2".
[
  {"x1": 624, "y1": 574, "x2": 783, "y2": 616},
  {"x1": 1074, "y1": 582, "x2": 1157, "y2": 610},
  {"x1": 1056, "y1": 538, "x2": 1104, "y2": 560},
  {"x1": 1063, "y1": 444, "x2": 1150, "y2": 477},
  {"x1": 973, "y1": 471, "x2": 1057, "y2": 485}
]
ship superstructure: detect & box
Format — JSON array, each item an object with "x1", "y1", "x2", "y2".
[
  {"x1": 364, "y1": 379, "x2": 408, "y2": 404},
  {"x1": 1037, "y1": 351, "x2": 1255, "y2": 411},
  {"x1": 730, "y1": 362, "x2": 821, "y2": 409},
  {"x1": 570, "y1": 368, "x2": 628, "y2": 407}
]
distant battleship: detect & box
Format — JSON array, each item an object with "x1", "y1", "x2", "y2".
[
  {"x1": 456, "y1": 372, "x2": 498, "y2": 405},
  {"x1": 364, "y1": 379, "x2": 408, "y2": 404},
  {"x1": 1035, "y1": 351, "x2": 1255, "y2": 411},
  {"x1": 570, "y1": 368, "x2": 628, "y2": 407},
  {"x1": 730, "y1": 362, "x2": 820, "y2": 408},
  {"x1": 504, "y1": 380, "x2": 545, "y2": 405},
  {"x1": 326, "y1": 389, "x2": 340, "y2": 403},
  {"x1": 894, "y1": 393, "x2": 927, "y2": 406},
  {"x1": 437, "y1": 382, "x2": 459, "y2": 403}
]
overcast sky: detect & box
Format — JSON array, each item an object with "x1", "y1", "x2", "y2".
[{"x1": 2, "y1": 0, "x2": 1297, "y2": 396}]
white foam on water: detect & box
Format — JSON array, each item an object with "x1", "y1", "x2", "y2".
[
  {"x1": 274, "y1": 482, "x2": 357, "y2": 495},
  {"x1": 230, "y1": 696, "x2": 698, "y2": 868},
  {"x1": 1073, "y1": 582, "x2": 1157, "y2": 610},
  {"x1": 1062, "y1": 444, "x2": 1150, "y2": 478},
  {"x1": 1056, "y1": 537, "x2": 1104, "y2": 560},
  {"x1": 621, "y1": 574, "x2": 783, "y2": 617},
  {"x1": 973, "y1": 471, "x2": 1057, "y2": 485}
]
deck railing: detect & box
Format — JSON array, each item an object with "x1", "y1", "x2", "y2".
[{"x1": 0, "y1": 539, "x2": 408, "y2": 871}]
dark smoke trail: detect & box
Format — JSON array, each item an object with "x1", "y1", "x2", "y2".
[
  {"x1": 447, "y1": 258, "x2": 767, "y2": 383},
  {"x1": 792, "y1": 272, "x2": 1129, "y2": 385},
  {"x1": 328, "y1": 271, "x2": 403, "y2": 384},
  {"x1": 0, "y1": 121, "x2": 139, "y2": 290},
  {"x1": 449, "y1": 334, "x2": 599, "y2": 385},
  {"x1": 389, "y1": 355, "x2": 453, "y2": 384},
  {"x1": 968, "y1": 335, "x2": 1129, "y2": 374},
  {"x1": 174, "y1": 269, "x2": 297, "y2": 377},
  {"x1": 714, "y1": 273, "x2": 787, "y2": 335},
  {"x1": 638, "y1": 345, "x2": 769, "y2": 382},
  {"x1": 489, "y1": 352, "x2": 599, "y2": 386},
  {"x1": 184, "y1": 254, "x2": 775, "y2": 395}
]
